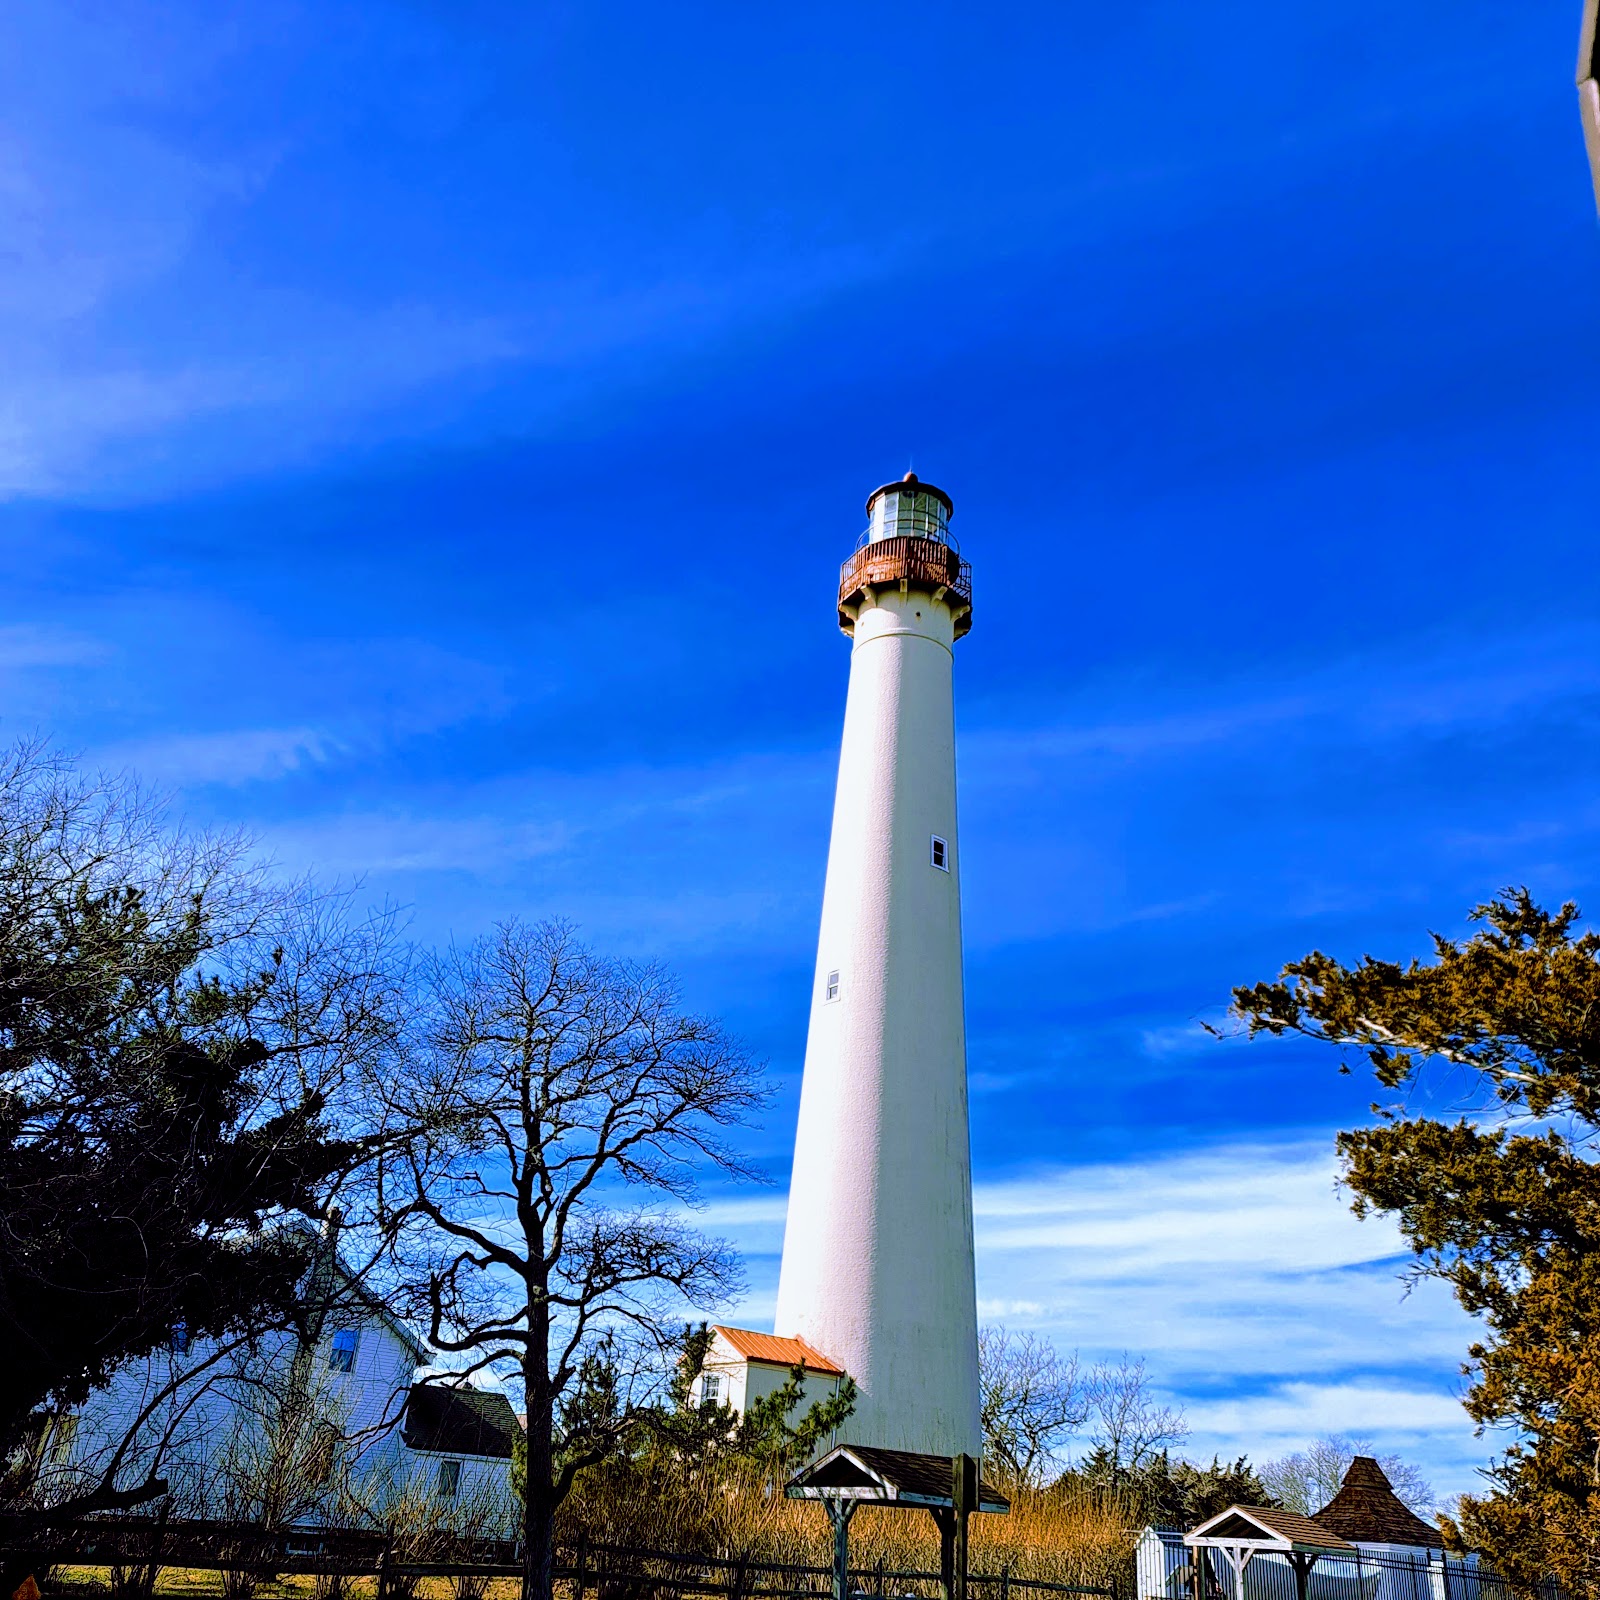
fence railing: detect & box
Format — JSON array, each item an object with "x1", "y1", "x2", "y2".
[{"x1": 1, "y1": 1519, "x2": 1116, "y2": 1600}]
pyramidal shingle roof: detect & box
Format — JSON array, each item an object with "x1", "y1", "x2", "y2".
[{"x1": 1314, "y1": 1456, "x2": 1443, "y2": 1549}]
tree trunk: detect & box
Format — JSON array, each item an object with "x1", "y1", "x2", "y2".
[{"x1": 522, "y1": 1307, "x2": 555, "y2": 1600}]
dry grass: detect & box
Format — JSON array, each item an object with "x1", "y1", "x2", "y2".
[
  {"x1": 50, "y1": 1573, "x2": 525, "y2": 1600},
  {"x1": 558, "y1": 1465, "x2": 1134, "y2": 1591}
]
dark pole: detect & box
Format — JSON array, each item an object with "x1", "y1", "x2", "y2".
[
  {"x1": 825, "y1": 1498, "x2": 856, "y2": 1600},
  {"x1": 953, "y1": 1454, "x2": 977, "y2": 1600},
  {"x1": 931, "y1": 1509, "x2": 956, "y2": 1600}
]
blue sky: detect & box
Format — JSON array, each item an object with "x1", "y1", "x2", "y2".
[{"x1": 5, "y1": 0, "x2": 1599, "y2": 1501}]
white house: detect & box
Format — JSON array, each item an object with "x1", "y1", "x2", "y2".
[
  {"x1": 692, "y1": 1326, "x2": 848, "y2": 1441},
  {"x1": 43, "y1": 1248, "x2": 519, "y2": 1527}
]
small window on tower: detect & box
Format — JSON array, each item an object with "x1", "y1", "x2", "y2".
[
  {"x1": 700, "y1": 1372, "x2": 723, "y2": 1404},
  {"x1": 931, "y1": 836, "x2": 949, "y2": 871},
  {"x1": 825, "y1": 970, "x2": 840, "y2": 1002}
]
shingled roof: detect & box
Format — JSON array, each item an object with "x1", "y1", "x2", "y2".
[
  {"x1": 403, "y1": 1384, "x2": 522, "y2": 1459},
  {"x1": 786, "y1": 1445, "x2": 1010, "y2": 1513},
  {"x1": 1314, "y1": 1457, "x2": 1443, "y2": 1550},
  {"x1": 1187, "y1": 1505, "x2": 1354, "y2": 1555}
]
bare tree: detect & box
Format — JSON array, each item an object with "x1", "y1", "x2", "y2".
[
  {"x1": 1083, "y1": 1356, "x2": 1188, "y2": 1476},
  {"x1": 381, "y1": 920, "x2": 768, "y2": 1600},
  {"x1": 1260, "y1": 1435, "x2": 1434, "y2": 1516},
  {"x1": 978, "y1": 1326, "x2": 1086, "y2": 1488}
]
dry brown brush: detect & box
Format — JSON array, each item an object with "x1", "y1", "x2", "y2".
[{"x1": 556, "y1": 1463, "x2": 1132, "y2": 1591}]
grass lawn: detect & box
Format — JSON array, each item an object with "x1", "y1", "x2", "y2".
[{"x1": 48, "y1": 1571, "x2": 530, "y2": 1600}]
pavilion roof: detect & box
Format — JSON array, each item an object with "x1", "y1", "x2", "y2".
[
  {"x1": 786, "y1": 1445, "x2": 1010, "y2": 1513},
  {"x1": 1314, "y1": 1457, "x2": 1444, "y2": 1550},
  {"x1": 1186, "y1": 1505, "x2": 1355, "y2": 1557}
]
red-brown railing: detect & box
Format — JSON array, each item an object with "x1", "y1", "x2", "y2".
[{"x1": 838, "y1": 537, "x2": 972, "y2": 612}]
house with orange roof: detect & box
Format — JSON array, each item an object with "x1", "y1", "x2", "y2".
[{"x1": 694, "y1": 1326, "x2": 850, "y2": 1437}]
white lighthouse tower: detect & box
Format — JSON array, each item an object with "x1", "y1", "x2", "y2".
[{"x1": 774, "y1": 472, "x2": 981, "y2": 1459}]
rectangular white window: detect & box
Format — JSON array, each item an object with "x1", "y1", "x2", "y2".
[
  {"x1": 328, "y1": 1328, "x2": 359, "y2": 1373},
  {"x1": 930, "y1": 836, "x2": 949, "y2": 871},
  {"x1": 700, "y1": 1372, "x2": 723, "y2": 1403},
  {"x1": 825, "y1": 970, "x2": 840, "y2": 1002},
  {"x1": 437, "y1": 1458, "x2": 461, "y2": 1498}
]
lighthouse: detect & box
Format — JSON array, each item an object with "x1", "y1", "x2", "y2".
[{"x1": 774, "y1": 472, "x2": 982, "y2": 1459}]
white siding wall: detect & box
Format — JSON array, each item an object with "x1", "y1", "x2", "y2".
[
  {"x1": 405, "y1": 1449, "x2": 517, "y2": 1528},
  {"x1": 56, "y1": 1315, "x2": 430, "y2": 1519}
]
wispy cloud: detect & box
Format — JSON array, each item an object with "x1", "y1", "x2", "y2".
[
  {"x1": 1186, "y1": 1380, "x2": 1468, "y2": 1441},
  {"x1": 263, "y1": 811, "x2": 575, "y2": 875},
  {"x1": 0, "y1": 623, "x2": 108, "y2": 670},
  {"x1": 100, "y1": 726, "x2": 340, "y2": 786},
  {"x1": 967, "y1": 622, "x2": 1600, "y2": 786}
]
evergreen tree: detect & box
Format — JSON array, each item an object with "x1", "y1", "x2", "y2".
[{"x1": 1232, "y1": 890, "x2": 1600, "y2": 1594}]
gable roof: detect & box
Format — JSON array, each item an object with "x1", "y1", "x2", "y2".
[
  {"x1": 786, "y1": 1445, "x2": 1009, "y2": 1513},
  {"x1": 1315, "y1": 1457, "x2": 1444, "y2": 1550},
  {"x1": 402, "y1": 1384, "x2": 522, "y2": 1459},
  {"x1": 1187, "y1": 1505, "x2": 1355, "y2": 1555},
  {"x1": 713, "y1": 1326, "x2": 844, "y2": 1375}
]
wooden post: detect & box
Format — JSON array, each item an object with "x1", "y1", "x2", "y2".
[
  {"x1": 376, "y1": 1543, "x2": 392, "y2": 1600},
  {"x1": 825, "y1": 1498, "x2": 856, "y2": 1600},
  {"x1": 574, "y1": 1531, "x2": 588, "y2": 1600},
  {"x1": 952, "y1": 1454, "x2": 977, "y2": 1600},
  {"x1": 930, "y1": 1509, "x2": 955, "y2": 1600}
]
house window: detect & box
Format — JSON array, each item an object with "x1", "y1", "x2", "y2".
[
  {"x1": 328, "y1": 1328, "x2": 359, "y2": 1373},
  {"x1": 437, "y1": 1458, "x2": 462, "y2": 1498},
  {"x1": 930, "y1": 836, "x2": 949, "y2": 872},
  {"x1": 170, "y1": 1323, "x2": 191, "y2": 1356},
  {"x1": 700, "y1": 1373, "x2": 723, "y2": 1404},
  {"x1": 308, "y1": 1423, "x2": 339, "y2": 1487},
  {"x1": 825, "y1": 970, "x2": 840, "y2": 1002}
]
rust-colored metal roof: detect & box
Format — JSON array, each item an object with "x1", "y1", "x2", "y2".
[
  {"x1": 712, "y1": 1325, "x2": 844, "y2": 1375},
  {"x1": 1315, "y1": 1457, "x2": 1444, "y2": 1550}
]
